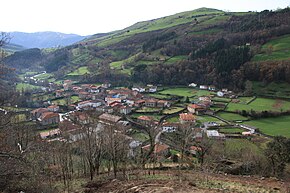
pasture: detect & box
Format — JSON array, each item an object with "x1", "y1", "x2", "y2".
[
  {"x1": 252, "y1": 34, "x2": 290, "y2": 62},
  {"x1": 217, "y1": 112, "x2": 248, "y2": 121},
  {"x1": 227, "y1": 97, "x2": 290, "y2": 112},
  {"x1": 219, "y1": 128, "x2": 245, "y2": 134},
  {"x1": 68, "y1": 66, "x2": 90, "y2": 76},
  {"x1": 246, "y1": 115, "x2": 290, "y2": 138},
  {"x1": 16, "y1": 83, "x2": 41, "y2": 91}
]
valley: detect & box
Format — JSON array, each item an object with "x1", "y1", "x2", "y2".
[{"x1": 1, "y1": 6, "x2": 290, "y2": 193}]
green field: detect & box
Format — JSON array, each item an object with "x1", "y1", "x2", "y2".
[
  {"x1": 212, "y1": 97, "x2": 231, "y2": 103},
  {"x1": 87, "y1": 8, "x2": 225, "y2": 48},
  {"x1": 162, "y1": 107, "x2": 184, "y2": 115},
  {"x1": 227, "y1": 97, "x2": 290, "y2": 112},
  {"x1": 148, "y1": 93, "x2": 172, "y2": 99},
  {"x1": 246, "y1": 115, "x2": 290, "y2": 137},
  {"x1": 159, "y1": 87, "x2": 195, "y2": 97},
  {"x1": 224, "y1": 139, "x2": 263, "y2": 158},
  {"x1": 197, "y1": 115, "x2": 225, "y2": 124},
  {"x1": 16, "y1": 83, "x2": 41, "y2": 91},
  {"x1": 166, "y1": 116, "x2": 179, "y2": 123},
  {"x1": 34, "y1": 73, "x2": 53, "y2": 80},
  {"x1": 51, "y1": 96, "x2": 81, "y2": 105},
  {"x1": 11, "y1": 114, "x2": 27, "y2": 123},
  {"x1": 253, "y1": 34, "x2": 290, "y2": 62},
  {"x1": 236, "y1": 97, "x2": 256, "y2": 104},
  {"x1": 131, "y1": 131, "x2": 149, "y2": 142},
  {"x1": 219, "y1": 128, "x2": 245, "y2": 134},
  {"x1": 217, "y1": 112, "x2": 248, "y2": 121},
  {"x1": 68, "y1": 66, "x2": 90, "y2": 76}
]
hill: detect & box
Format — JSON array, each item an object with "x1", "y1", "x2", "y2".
[
  {"x1": 9, "y1": 31, "x2": 87, "y2": 48},
  {"x1": 5, "y1": 7, "x2": 290, "y2": 90},
  {"x1": 2, "y1": 43, "x2": 26, "y2": 53}
]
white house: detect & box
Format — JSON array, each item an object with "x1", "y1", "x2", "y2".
[
  {"x1": 162, "y1": 123, "x2": 178, "y2": 132},
  {"x1": 77, "y1": 100, "x2": 103, "y2": 109},
  {"x1": 188, "y1": 83, "x2": 197, "y2": 87},
  {"x1": 149, "y1": 86, "x2": 157, "y2": 93},
  {"x1": 217, "y1": 91, "x2": 224, "y2": 97},
  {"x1": 199, "y1": 85, "x2": 208, "y2": 90},
  {"x1": 208, "y1": 85, "x2": 216, "y2": 91}
]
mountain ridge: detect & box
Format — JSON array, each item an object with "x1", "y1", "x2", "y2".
[
  {"x1": 4, "y1": 7, "x2": 290, "y2": 90},
  {"x1": 8, "y1": 31, "x2": 88, "y2": 48}
]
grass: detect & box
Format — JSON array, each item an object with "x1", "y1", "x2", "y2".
[
  {"x1": 148, "y1": 93, "x2": 172, "y2": 99},
  {"x1": 246, "y1": 115, "x2": 290, "y2": 137},
  {"x1": 219, "y1": 127, "x2": 245, "y2": 133},
  {"x1": 16, "y1": 83, "x2": 41, "y2": 91},
  {"x1": 162, "y1": 107, "x2": 184, "y2": 115},
  {"x1": 224, "y1": 139, "x2": 263, "y2": 158},
  {"x1": 97, "y1": 36, "x2": 129, "y2": 47},
  {"x1": 166, "y1": 116, "x2": 180, "y2": 123},
  {"x1": 227, "y1": 97, "x2": 290, "y2": 112},
  {"x1": 236, "y1": 96, "x2": 256, "y2": 104},
  {"x1": 51, "y1": 96, "x2": 81, "y2": 105},
  {"x1": 11, "y1": 114, "x2": 27, "y2": 123},
  {"x1": 191, "y1": 89, "x2": 215, "y2": 98},
  {"x1": 131, "y1": 131, "x2": 149, "y2": 142},
  {"x1": 34, "y1": 73, "x2": 53, "y2": 80},
  {"x1": 197, "y1": 115, "x2": 225, "y2": 124},
  {"x1": 217, "y1": 112, "x2": 248, "y2": 121},
  {"x1": 86, "y1": 8, "x2": 224, "y2": 48},
  {"x1": 252, "y1": 34, "x2": 290, "y2": 62},
  {"x1": 71, "y1": 96, "x2": 81, "y2": 103},
  {"x1": 68, "y1": 66, "x2": 90, "y2": 76},
  {"x1": 159, "y1": 87, "x2": 195, "y2": 97},
  {"x1": 212, "y1": 97, "x2": 231, "y2": 103}
]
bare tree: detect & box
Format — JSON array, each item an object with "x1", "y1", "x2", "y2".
[
  {"x1": 195, "y1": 134, "x2": 213, "y2": 168},
  {"x1": 103, "y1": 124, "x2": 130, "y2": 178},
  {"x1": 79, "y1": 123, "x2": 104, "y2": 180}
]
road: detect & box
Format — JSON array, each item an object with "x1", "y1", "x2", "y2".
[
  {"x1": 29, "y1": 71, "x2": 47, "y2": 82},
  {"x1": 0, "y1": 108, "x2": 8, "y2": 115}
]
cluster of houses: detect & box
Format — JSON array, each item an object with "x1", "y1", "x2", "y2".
[
  {"x1": 32, "y1": 79, "x2": 250, "y2": 163},
  {"x1": 189, "y1": 83, "x2": 237, "y2": 98}
]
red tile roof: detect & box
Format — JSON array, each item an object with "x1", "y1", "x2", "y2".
[
  {"x1": 188, "y1": 104, "x2": 203, "y2": 109},
  {"x1": 179, "y1": 113, "x2": 195, "y2": 121},
  {"x1": 32, "y1": 108, "x2": 48, "y2": 114},
  {"x1": 99, "y1": 113, "x2": 121, "y2": 123},
  {"x1": 138, "y1": 116, "x2": 153, "y2": 121},
  {"x1": 41, "y1": 112, "x2": 59, "y2": 120},
  {"x1": 48, "y1": 105, "x2": 59, "y2": 109},
  {"x1": 142, "y1": 143, "x2": 169, "y2": 154}
]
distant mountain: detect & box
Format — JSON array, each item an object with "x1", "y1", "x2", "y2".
[
  {"x1": 9, "y1": 31, "x2": 87, "y2": 48},
  {"x1": 3, "y1": 43, "x2": 26, "y2": 53}
]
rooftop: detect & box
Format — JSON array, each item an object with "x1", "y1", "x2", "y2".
[
  {"x1": 179, "y1": 113, "x2": 195, "y2": 121},
  {"x1": 99, "y1": 113, "x2": 121, "y2": 123}
]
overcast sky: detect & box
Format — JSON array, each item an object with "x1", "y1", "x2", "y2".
[{"x1": 1, "y1": 0, "x2": 289, "y2": 36}]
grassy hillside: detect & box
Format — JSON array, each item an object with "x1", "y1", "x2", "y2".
[
  {"x1": 6, "y1": 7, "x2": 290, "y2": 89},
  {"x1": 253, "y1": 34, "x2": 290, "y2": 61},
  {"x1": 85, "y1": 8, "x2": 225, "y2": 47}
]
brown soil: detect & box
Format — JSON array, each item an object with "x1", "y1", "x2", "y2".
[{"x1": 82, "y1": 170, "x2": 290, "y2": 193}]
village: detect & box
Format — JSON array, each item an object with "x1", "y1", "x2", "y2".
[{"x1": 26, "y1": 78, "x2": 259, "y2": 162}]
